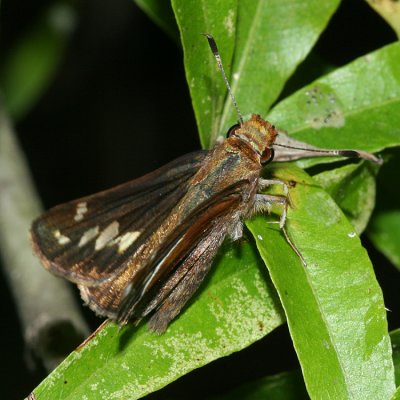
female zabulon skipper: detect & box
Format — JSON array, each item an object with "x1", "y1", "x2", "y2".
[{"x1": 30, "y1": 35, "x2": 381, "y2": 333}]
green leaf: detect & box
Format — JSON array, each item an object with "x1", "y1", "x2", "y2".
[
  {"x1": 219, "y1": 327, "x2": 400, "y2": 400},
  {"x1": 134, "y1": 0, "x2": 179, "y2": 42},
  {"x1": 392, "y1": 388, "x2": 400, "y2": 400},
  {"x1": 219, "y1": 0, "x2": 340, "y2": 141},
  {"x1": 268, "y1": 42, "x2": 400, "y2": 168},
  {"x1": 32, "y1": 242, "x2": 284, "y2": 399},
  {"x1": 368, "y1": 154, "x2": 400, "y2": 269},
  {"x1": 391, "y1": 329, "x2": 400, "y2": 387},
  {"x1": 313, "y1": 162, "x2": 378, "y2": 234},
  {"x1": 247, "y1": 163, "x2": 395, "y2": 399},
  {"x1": 369, "y1": 211, "x2": 400, "y2": 269},
  {"x1": 172, "y1": 0, "x2": 340, "y2": 148},
  {"x1": 0, "y1": 2, "x2": 76, "y2": 120},
  {"x1": 171, "y1": 0, "x2": 238, "y2": 148},
  {"x1": 216, "y1": 370, "x2": 307, "y2": 400}
]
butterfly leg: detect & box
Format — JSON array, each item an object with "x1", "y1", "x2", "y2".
[
  {"x1": 254, "y1": 194, "x2": 288, "y2": 228},
  {"x1": 258, "y1": 178, "x2": 293, "y2": 207},
  {"x1": 254, "y1": 193, "x2": 306, "y2": 266}
]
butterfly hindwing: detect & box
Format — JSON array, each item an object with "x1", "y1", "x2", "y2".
[
  {"x1": 117, "y1": 181, "x2": 249, "y2": 328},
  {"x1": 146, "y1": 197, "x2": 242, "y2": 332}
]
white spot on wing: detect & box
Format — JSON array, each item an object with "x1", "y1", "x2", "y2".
[
  {"x1": 78, "y1": 226, "x2": 99, "y2": 247},
  {"x1": 118, "y1": 231, "x2": 141, "y2": 253},
  {"x1": 348, "y1": 231, "x2": 356, "y2": 238},
  {"x1": 74, "y1": 202, "x2": 88, "y2": 221},
  {"x1": 95, "y1": 221, "x2": 119, "y2": 251},
  {"x1": 53, "y1": 229, "x2": 71, "y2": 245}
]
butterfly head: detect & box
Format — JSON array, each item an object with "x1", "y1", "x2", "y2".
[{"x1": 227, "y1": 114, "x2": 277, "y2": 165}]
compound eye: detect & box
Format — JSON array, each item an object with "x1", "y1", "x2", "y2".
[
  {"x1": 227, "y1": 123, "x2": 240, "y2": 137},
  {"x1": 260, "y1": 148, "x2": 275, "y2": 165}
]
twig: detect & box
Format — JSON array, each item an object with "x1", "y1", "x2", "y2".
[{"x1": 0, "y1": 105, "x2": 90, "y2": 372}]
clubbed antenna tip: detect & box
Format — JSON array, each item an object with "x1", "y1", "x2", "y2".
[{"x1": 202, "y1": 33, "x2": 243, "y2": 125}]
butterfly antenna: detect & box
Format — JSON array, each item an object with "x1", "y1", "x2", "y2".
[
  {"x1": 274, "y1": 142, "x2": 382, "y2": 165},
  {"x1": 203, "y1": 33, "x2": 243, "y2": 125}
]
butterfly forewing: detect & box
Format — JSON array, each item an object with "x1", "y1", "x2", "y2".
[{"x1": 31, "y1": 151, "x2": 208, "y2": 285}]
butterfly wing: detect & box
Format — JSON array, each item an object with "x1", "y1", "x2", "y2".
[
  {"x1": 77, "y1": 180, "x2": 249, "y2": 331},
  {"x1": 31, "y1": 150, "x2": 208, "y2": 285},
  {"x1": 144, "y1": 193, "x2": 244, "y2": 333}
]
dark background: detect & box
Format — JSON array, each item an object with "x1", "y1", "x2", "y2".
[{"x1": 0, "y1": 0, "x2": 398, "y2": 399}]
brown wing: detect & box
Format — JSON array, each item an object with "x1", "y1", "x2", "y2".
[
  {"x1": 78, "y1": 180, "x2": 248, "y2": 331},
  {"x1": 31, "y1": 151, "x2": 208, "y2": 285},
  {"x1": 146, "y1": 213, "x2": 232, "y2": 333}
]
